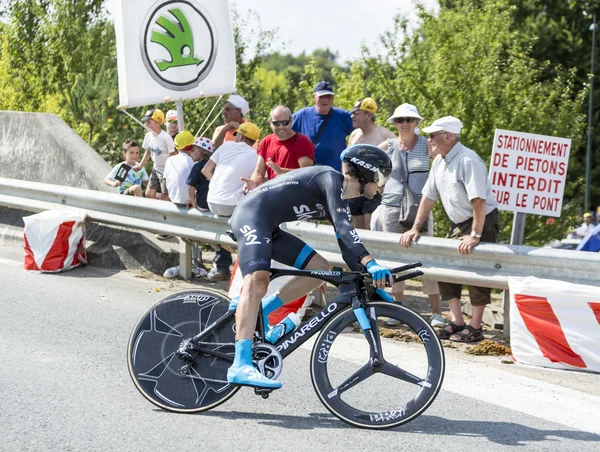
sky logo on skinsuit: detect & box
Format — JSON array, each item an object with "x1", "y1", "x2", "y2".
[{"x1": 141, "y1": 0, "x2": 218, "y2": 90}]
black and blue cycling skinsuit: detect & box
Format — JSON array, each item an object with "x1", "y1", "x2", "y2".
[{"x1": 229, "y1": 166, "x2": 370, "y2": 276}]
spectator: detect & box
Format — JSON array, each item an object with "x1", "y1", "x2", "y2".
[
  {"x1": 104, "y1": 139, "x2": 148, "y2": 197},
  {"x1": 186, "y1": 137, "x2": 214, "y2": 210},
  {"x1": 249, "y1": 105, "x2": 314, "y2": 186},
  {"x1": 347, "y1": 97, "x2": 395, "y2": 229},
  {"x1": 165, "y1": 110, "x2": 179, "y2": 141},
  {"x1": 212, "y1": 94, "x2": 258, "y2": 150},
  {"x1": 202, "y1": 122, "x2": 260, "y2": 282},
  {"x1": 292, "y1": 81, "x2": 354, "y2": 171},
  {"x1": 163, "y1": 130, "x2": 196, "y2": 206},
  {"x1": 369, "y1": 103, "x2": 442, "y2": 327},
  {"x1": 568, "y1": 213, "x2": 596, "y2": 239},
  {"x1": 134, "y1": 108, "x2": 175, "y2": 202},
  {"x1": 400, "y1": 116, "x2": 500, "y2": 343}
]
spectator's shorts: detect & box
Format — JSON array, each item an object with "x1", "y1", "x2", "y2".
[
  {"x1": 348, "y1": 193, "x2": 382, "y2": 216},
  {"x1": 149, "y1": 169, "x2": 168, "y2": 193},
  {"x1": 438, "y1": 209, "x2": 501, "y2": 306},
  {"x1": 120, "y1": 185, "x2": 139, "y2": 196}
]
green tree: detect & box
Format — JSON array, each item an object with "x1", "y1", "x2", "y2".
[{"x1": 334, "y1": 3, "x2": 586, "y2": 245}]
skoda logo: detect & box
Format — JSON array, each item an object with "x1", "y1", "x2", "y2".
[{"x1": 140, "y1": 0, "x2": 218, "y2": 90}]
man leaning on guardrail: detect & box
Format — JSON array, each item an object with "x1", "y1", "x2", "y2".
[{"x1": 400, "y1": 116, "x2": 500, "y2": 343}]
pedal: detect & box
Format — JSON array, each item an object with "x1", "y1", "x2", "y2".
[{"x1": 254, "y1": 388, "x2": 272, "y2": 399}]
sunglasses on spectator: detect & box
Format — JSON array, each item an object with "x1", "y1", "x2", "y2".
[
  {"x1": 429, "y1": 131, "x2": 449, "y2": 139},
  {"x1": 167, "y1": 119, "x2": 177, "y2": 123},
  {"x1": 393, "y1": 117, "x2": 415, "y2": 124},
  {"x1": 271, "y1": 119, "x2": 291, "y2": 127}
]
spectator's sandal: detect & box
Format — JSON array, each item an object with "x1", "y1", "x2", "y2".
[
  {"x1": 449, "y1": 325, "x2": 484, "y2": 343},
  {"x1": 437, "y1": 322, "x2": 465, "y2": 340}
]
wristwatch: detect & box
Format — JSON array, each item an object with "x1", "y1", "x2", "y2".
[{"x1": 470, "y1": 231, "x2": 482, "y2": 239}]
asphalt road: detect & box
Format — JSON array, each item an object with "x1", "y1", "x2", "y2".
[{"x1": 1, "y1": 245, "x2": 599, "y2": 451}]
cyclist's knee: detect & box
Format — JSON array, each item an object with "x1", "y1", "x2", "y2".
[
  {"x1": 305, "y1": 253, "x2": 330, "y2": 271},
  {"x1": 242, "y1": 270, "x2": 270, "y2": 298}
]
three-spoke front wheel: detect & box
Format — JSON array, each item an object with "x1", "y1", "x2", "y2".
[{"x1": 310, "y1": 302, "x2": 445, "y2": 429}]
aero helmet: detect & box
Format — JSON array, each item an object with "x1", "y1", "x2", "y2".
[{"x1": 340, "y1": 144, "x2": 392, "y2": 188}]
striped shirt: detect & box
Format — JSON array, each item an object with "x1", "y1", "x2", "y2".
[
  {"x1": 422, "y1": 142, "x2": 498, "y2": 224},
  {"x1": 382, "y1": 135, "x2": 431, "y2": 207}
]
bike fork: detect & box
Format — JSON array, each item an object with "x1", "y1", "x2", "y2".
[{"x1": 352, "y1": 305, "x2": 384, "y2": 366}]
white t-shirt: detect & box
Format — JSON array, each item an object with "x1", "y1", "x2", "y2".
[
  {"x1": 163, "y1": 153, "x2": 195, "y2": 204},
  {"x1": 142, "y1": 130, "x2": 174, "y2": 174},
  {"x1": 208, "y1": 141, "x2": 257, "y2": 206}
]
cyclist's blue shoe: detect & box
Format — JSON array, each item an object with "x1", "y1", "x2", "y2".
[
  {"x1": 265, "y1": 313, "x2": 300, "y2": 344},
  {"x1": 227, "y1": 339, "x2": 282, "y2": 389},
  {"x1": 228, "y1": 295, "x2": 240, "y2": 311}
]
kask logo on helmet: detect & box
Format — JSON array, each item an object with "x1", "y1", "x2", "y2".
[
  {"x1": 141, "y1": 0, "x2": 218, "y2": 90},
  {"x1": 349, "y1": 157, "x2": 377, "y2": 172}
]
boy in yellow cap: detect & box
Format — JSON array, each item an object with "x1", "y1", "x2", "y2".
[
  {"x1": 163, "y1": 130, "x2": 196, "y2": 206},
  {"x1": 134, "y1": 108, "x2": 176, "y2": 202}
]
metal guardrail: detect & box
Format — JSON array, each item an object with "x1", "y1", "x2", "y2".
[{"x1": 1, "y1": 177, "x2": 600, "y2": 291}]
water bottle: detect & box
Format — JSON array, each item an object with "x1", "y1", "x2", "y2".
[
  {"x1": 265, "y1": 312, "x2": 301, "y2": 344},
  {"x1": 163, "y1": 265, "x2": 180, "y2": 279}
]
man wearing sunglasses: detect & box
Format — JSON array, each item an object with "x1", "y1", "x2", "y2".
[
  {"x1": 400, "y1": 116, "x2": 500, "y2": 343},
  {"x1": 165, "y1": 110, "x2": 179, "y2": 140},
  {"x1": 245, "y1": 105, "x2": 314, "y2": 188}
]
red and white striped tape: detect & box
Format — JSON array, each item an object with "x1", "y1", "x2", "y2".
[
  {"x1": 228, "y1": 258, "x2": 316, "y2": 325},
  {"x1": 509, "y1": 277, "x2": 600, "y2": 373},
  {"x1": 23, "y1": 209, "x2": 87, "y2": 273}
]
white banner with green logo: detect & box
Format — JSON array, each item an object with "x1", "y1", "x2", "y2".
[{"x1": 114, "y1": 0, "x2": 236, "y2": 108}]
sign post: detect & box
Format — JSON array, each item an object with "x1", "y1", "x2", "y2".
[{"x1": 489, "y1": 129, "x2": 571, "y2": 336}]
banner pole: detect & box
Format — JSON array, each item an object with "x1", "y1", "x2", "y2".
[
  {"x1": 195, "y1": 95, "x2": 223, "y2": 137},
  {"x1": 503, "y1": 211, "x2": 527, "y2": 338}
]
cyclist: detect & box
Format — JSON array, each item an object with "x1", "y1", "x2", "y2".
[{"x1": 227, "y1": 144, "x2": 395, "y2": 389}]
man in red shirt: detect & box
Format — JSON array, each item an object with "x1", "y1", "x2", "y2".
[{"x1": 247, "y1": 106, "x2": 314, "y2": 187}]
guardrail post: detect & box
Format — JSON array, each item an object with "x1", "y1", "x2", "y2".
[
  {"x1": 180, "y1": 239, "x2": 192, "y2": 280},
  {"x1": 503, "y1": 290, "x2": 511, "y2": 339}
]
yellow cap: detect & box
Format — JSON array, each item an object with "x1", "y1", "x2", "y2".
[
  {"x1": 140, "y1": 108, "x2": 165, "y2": 125},
  {"x1": 235, "y1": 122, "x2": 260, "y2": 141},
  {"x1": 174, "y1": 130, "x2": 195, "y2": 150},
  {"x1": 351, "y1": 97, "x2": 378, "y2": 114},
  {"x1": 584, "y1": 212, "x2": 592, "y2": 218}
]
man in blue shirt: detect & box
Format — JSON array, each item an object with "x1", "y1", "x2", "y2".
[{"x1": 292, "y1": 81, "x2": 354, "y2": 171}]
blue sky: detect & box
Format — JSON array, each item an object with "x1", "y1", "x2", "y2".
[{"x1": 233, "y1": 0, "x2": 439, "y2": 62}]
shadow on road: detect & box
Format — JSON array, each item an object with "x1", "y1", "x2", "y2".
[{"x1": 185, "y1": 410, "x2": 600, "y2": 444}]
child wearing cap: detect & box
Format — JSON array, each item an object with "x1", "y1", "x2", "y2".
[
  {"x1": 163, "y1": 130, "x2": 196, "y2": 205},
  {"x1": 165, "y1": 110, "x2": 179, "y2": 140},
  {"x1": 134, "y1": 108, "x2": 176, "y2": 202},
  {"x1": 104, "y1": 139, "x2": 149, "y2": 197},
  {"x1": 186, "y1": 137, "x2": 214, "y2": 210}
]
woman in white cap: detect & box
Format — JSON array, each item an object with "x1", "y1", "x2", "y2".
[{"x1": 375, "y1": 103, "x2": 444, "y2": 328}]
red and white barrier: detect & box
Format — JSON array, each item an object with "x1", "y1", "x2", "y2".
[
  {"x1": 509, "y1": 277, "x2": 600, "y2": 373},
  {"x1": 23, "y1": 209, "x2": 87, "y2": 272},
  {"x1": 228, "y1": 258, "x2": 317, "y2": 325}
]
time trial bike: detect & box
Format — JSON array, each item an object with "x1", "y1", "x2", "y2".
[{"x1": 127, "y1": 263, "x2": 445, "y2": 429}]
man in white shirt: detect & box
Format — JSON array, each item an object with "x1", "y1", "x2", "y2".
[
  {"x1": 163, "y1": 131, "x2": 196, "y2": 205},
  {"x1": 202, "y1": 122, "x2": 259, "y2": 282},
  {"x1": 134, "y1": 108, "x2": 175, "y2": 202},
  {"x1": 202, "y1": 122, "x2": 259, "y2": 217}
]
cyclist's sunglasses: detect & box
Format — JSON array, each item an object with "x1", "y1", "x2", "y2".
[
  {"x1": 271, "y1": 119, "x2": 291, "y2": 127},
  {"x1": 394, "y1": 117, "x2": 415, "y2": 124}
]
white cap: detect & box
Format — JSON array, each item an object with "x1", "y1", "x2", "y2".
[
  {"x1": 166, "y1": 110, "x2": 177, "y2": 121},
  {"x1": 387, "y1": 103, "x2": 423, "y2": 123},
  {"x1": 226, "y1": 94, "x2": 250, "y2": 115},
  {"x1": 193, "y1": 137, "x2": 214, "y2": 153},
  {"x1": 422, "y1": 116, "x2": 463, "y2": 134}
]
